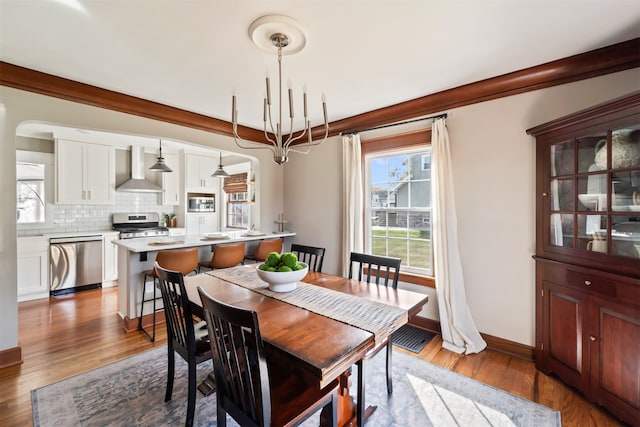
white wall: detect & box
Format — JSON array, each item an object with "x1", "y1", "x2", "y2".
[
  {"x1": 284, "y1": 68, "x2": 640, "y2": 346},
  {"x1": 0, "y1": 86, "x2": 285, "y2": 353},
  {"x1": 2, "y1": 69, "x2": 639, "y2": 354}
]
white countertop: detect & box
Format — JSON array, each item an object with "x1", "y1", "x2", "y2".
[
  {"x1": 112, "y1": 231, "x2": 296, "y2": 253},
  {"x1": 18, "y1": 230, "x2": 119, "y2": 240}
]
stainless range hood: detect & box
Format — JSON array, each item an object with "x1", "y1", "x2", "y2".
[{"x1": 116, "y1": 146, "x2": 164, "y2": 193}]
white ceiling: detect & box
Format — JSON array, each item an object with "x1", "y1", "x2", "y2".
[{"x1": 2, "y1": 0, "x2": 640, "y2": 133}]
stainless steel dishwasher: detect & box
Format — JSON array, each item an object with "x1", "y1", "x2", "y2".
[{"x1": 50, "y1": 235, "x2": 103, "y2": 295}]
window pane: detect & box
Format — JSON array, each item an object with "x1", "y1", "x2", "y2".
[
  {"x1": 422, "y1": 153, "x2": 431, "y2": 171},
  {"x1": 550, "y1": 213, "x2": 574, "y2": 247},
  {"x1": 577, "y1": 134, "x2": 606, "y2": 174},
  {"x1": 612, "y1": 216, "x2": 640, "y2": 259},
  {"x1": 550, "y1": 178, "x2": 574, "y2": 211},
  {"x1": 410, "y1": 180, "x2": 430, "y2": 208},
  {"x1": 371, "y1": 236, "x2": 387, "y2": 257},
  {"x1": 550, "y1": 141, "x2": 574, "y2": 176},
  {"x1": 409, "y1": 239, "x2": 431, "y2": 270}
]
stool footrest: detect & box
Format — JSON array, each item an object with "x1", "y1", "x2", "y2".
[{"x1": 139, "y1": 274, "x2": 160, "y2": 342}]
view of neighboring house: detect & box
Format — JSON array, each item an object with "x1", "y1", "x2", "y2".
[{"x1": 371, "y1": 151, "x2": 431, "y2": 230}]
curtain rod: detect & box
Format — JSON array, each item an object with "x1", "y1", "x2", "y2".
[{"x1": 349, "y1": 113, "x2": 447, "y2": 135}]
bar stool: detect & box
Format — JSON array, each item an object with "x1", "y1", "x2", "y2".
[
  {"x1": 198, "y1": 241, "x2": 245, "y2": 272},
  {"x1": 139, "y1": 247, "x2": 199, "y2": 341}
]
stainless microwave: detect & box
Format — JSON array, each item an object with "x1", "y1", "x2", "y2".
[{"x1": 188, "y1": 195, "x2": 215, "y2": 212}]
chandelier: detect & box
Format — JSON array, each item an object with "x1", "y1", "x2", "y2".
[{"x1": 231, "y1": 15, "x2": 329, "y2": 165}]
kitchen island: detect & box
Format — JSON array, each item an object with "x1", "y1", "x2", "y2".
[{"x1": 112, "y1": 231, "x2": 296, "y2": 332}]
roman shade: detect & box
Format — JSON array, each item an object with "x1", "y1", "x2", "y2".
[{"x1": 223, "y1": 173, "x2": 247, "y2": 194}]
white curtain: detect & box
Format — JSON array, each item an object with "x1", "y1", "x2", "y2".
[
  {"x1": 341, "y1": 134, "x2": 364, "y2": 277},
  {"x1": 431, "y1": 118, "x2": 487, "y2": 354}
]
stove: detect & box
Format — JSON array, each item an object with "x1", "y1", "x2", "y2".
[{"x1": 112, "y1": 213, "x2": 169, "y2": 239}]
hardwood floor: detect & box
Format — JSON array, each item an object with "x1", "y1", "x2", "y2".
[{"x1": 0, "y1": 287, "x2": 628, "y2": 427}]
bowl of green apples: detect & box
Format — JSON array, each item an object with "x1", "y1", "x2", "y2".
[{"x1": 256, "y1": 251, "x2": 308, "y2": 292}]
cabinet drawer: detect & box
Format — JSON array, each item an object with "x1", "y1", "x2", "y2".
[{"x1": 565, "y1": 269, "x2": 616, "y2": 297}]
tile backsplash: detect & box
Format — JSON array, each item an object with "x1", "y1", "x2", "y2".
[{"x1": 18, "y1": 192, "x2": 175, "y2": 236}]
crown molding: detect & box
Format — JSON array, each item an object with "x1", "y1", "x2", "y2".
[{"x1": 1, "y1": 38, "x2": 638, "y2": 143}]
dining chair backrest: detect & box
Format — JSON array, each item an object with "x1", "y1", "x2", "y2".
[
  {"x1": 348, "y1": 252, "x2": 401, "y2": 289},
  {"x1": 198, "y1": 287, "x2": 271, "y2": 426},
  {"x1": 253, "y1": 238, "x2": 283, "y2": 262},
  {"x1": 291, "y1": 243, "x2": 326, "y2": 272},
  {"x1": 155, "y1": 263, "x2": 208, "y2": 361},
  {"x1": 210, "y1": 241, "x2": 246, "y2": 269},
  {"x1": 155, "y1": 263, "x2": 211, "y2": 427},
  {"x1": 154, "y1": 261, "x2": 195, "y2": 360},
  {"x1": 156, "y1": 247, "x2": 199, "y2": 276}
]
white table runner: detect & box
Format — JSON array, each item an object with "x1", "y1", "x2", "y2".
[{"x1": 200, "y1": 265, "x2": 408, "y2": 345}]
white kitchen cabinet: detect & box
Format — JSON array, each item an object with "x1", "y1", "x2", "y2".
[
  {"x1": 17, "y1": 236, "x2": 49, "y2": 301},
  {"x1": 162, "y1": 152, "x2": 180, "y2": 206},
  {"x1": 56, "y1": 139, "x2": 115, "y2": 204},
  {"x1": 102, "y1": 231, "x2": 119, "y2": 285},
  {"x1": 185, "y1": 213, "x2": 216, "y2": 236},
  {"x1": 185, "y1": 153, "x2": 218, "y2": 190}
]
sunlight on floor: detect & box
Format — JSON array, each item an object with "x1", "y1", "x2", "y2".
[{"x1": 407, "y1": 373, "x2": 516, "y2": 427}]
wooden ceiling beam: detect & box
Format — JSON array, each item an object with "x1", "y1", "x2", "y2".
[
  {"x1": 319, "y1": 38, "x2": 640, "y2": 137},
  {"x1": 0, "y1": 62, "x2": 264, "y2": 142},
  {"x1": 1, "y1": 38, "x2": 638, "y2": 143}
]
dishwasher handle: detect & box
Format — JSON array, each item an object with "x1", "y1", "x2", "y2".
[{"x1": 50, "y1": 235, "x2": 103, "y2": 244}]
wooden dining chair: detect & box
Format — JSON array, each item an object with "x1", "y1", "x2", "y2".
[
  {"x1": 139, "y1": 247, "x2": 199, "y2": 341},
  {"x1": 290, "y1": 243, "x2": 325, "y2": 272},
  {"x1": 198, "y1": 241, "x2": 245, "y2": 272},
  {"x1": 198, "y1": 286, "x2": 339, "y2": 427},
  {"x1": 243, "y1": 238, "x2": 283, "y2": 264},
  {"x1": 155, "y1": 263, "x2": 213, "y2": 427},
  {"x1": 348, "y1": 251, "x2": 401, "y2": 426}
]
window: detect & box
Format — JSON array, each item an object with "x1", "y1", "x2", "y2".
[
  {"x1": 224, "y1": 173, "x2": 249, "y2": 229},
  {"x1": 361, "y1": 129, "x2": 434, "y2": 285},
  {"x1": 16, "y1": 162, "x2": 46, "y2": 224},
  {"x1": 227, "y1": 193, "x2": 249, "y2": 228}
]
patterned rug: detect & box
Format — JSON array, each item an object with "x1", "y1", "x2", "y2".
[{"x1": 32, "y1": 346, "x2": 561, "y2": 426}]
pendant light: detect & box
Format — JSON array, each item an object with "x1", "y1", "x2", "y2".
[
  {"x1": 211, "y1": 152, "x2": 230, "y2": 178},
  {"x1": 149, "y1": 139, "x2": 172, "y2": 172}
]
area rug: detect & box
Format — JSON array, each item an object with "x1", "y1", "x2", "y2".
[{"x1": 32, "y1": 346, "x2": 561, "y2": 427}]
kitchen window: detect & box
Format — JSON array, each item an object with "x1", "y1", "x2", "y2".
[
  {"x1": 16, "y1": 162, "x2": 46, "y2": 224},
  {"x1": 227, "y1": 194, "x2": 249, "y2": 229},
  {"x1": 224, "y1": 173, "x2": 249, "y2": 229},
  {"x1": 362, "y1": 129, "x2": 434, "y2": 287}
]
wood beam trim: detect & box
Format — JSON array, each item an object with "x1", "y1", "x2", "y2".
[
  {"x1": 327, "y1": 38, "x2": 640, "y2": 136},
  {"x1": 360, "y1": 129, "x2": 432, "y2": 152},
  {"x1": 0, "y1": 62, "x2": 266, "y2": 142},
  {"x1": 2, "y1": 38, "x2": 638, "y2": 143}
]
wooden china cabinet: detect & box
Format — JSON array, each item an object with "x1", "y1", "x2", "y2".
[{"x1": 527, "y1": 91, "x2": 640, "y2": 426}]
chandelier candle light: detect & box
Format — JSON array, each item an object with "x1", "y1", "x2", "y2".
[{"x1": 232, "y1": 15, "x2": 329, "y2": 165}]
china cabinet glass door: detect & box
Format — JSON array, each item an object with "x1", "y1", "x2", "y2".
[{"x1": 547, "y1": 125, "x2": 640, "y2": 259}]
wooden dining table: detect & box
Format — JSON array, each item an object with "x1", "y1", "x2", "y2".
[{"x1": 183, "y1": 266, "x2": 428, "y2": 427}]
